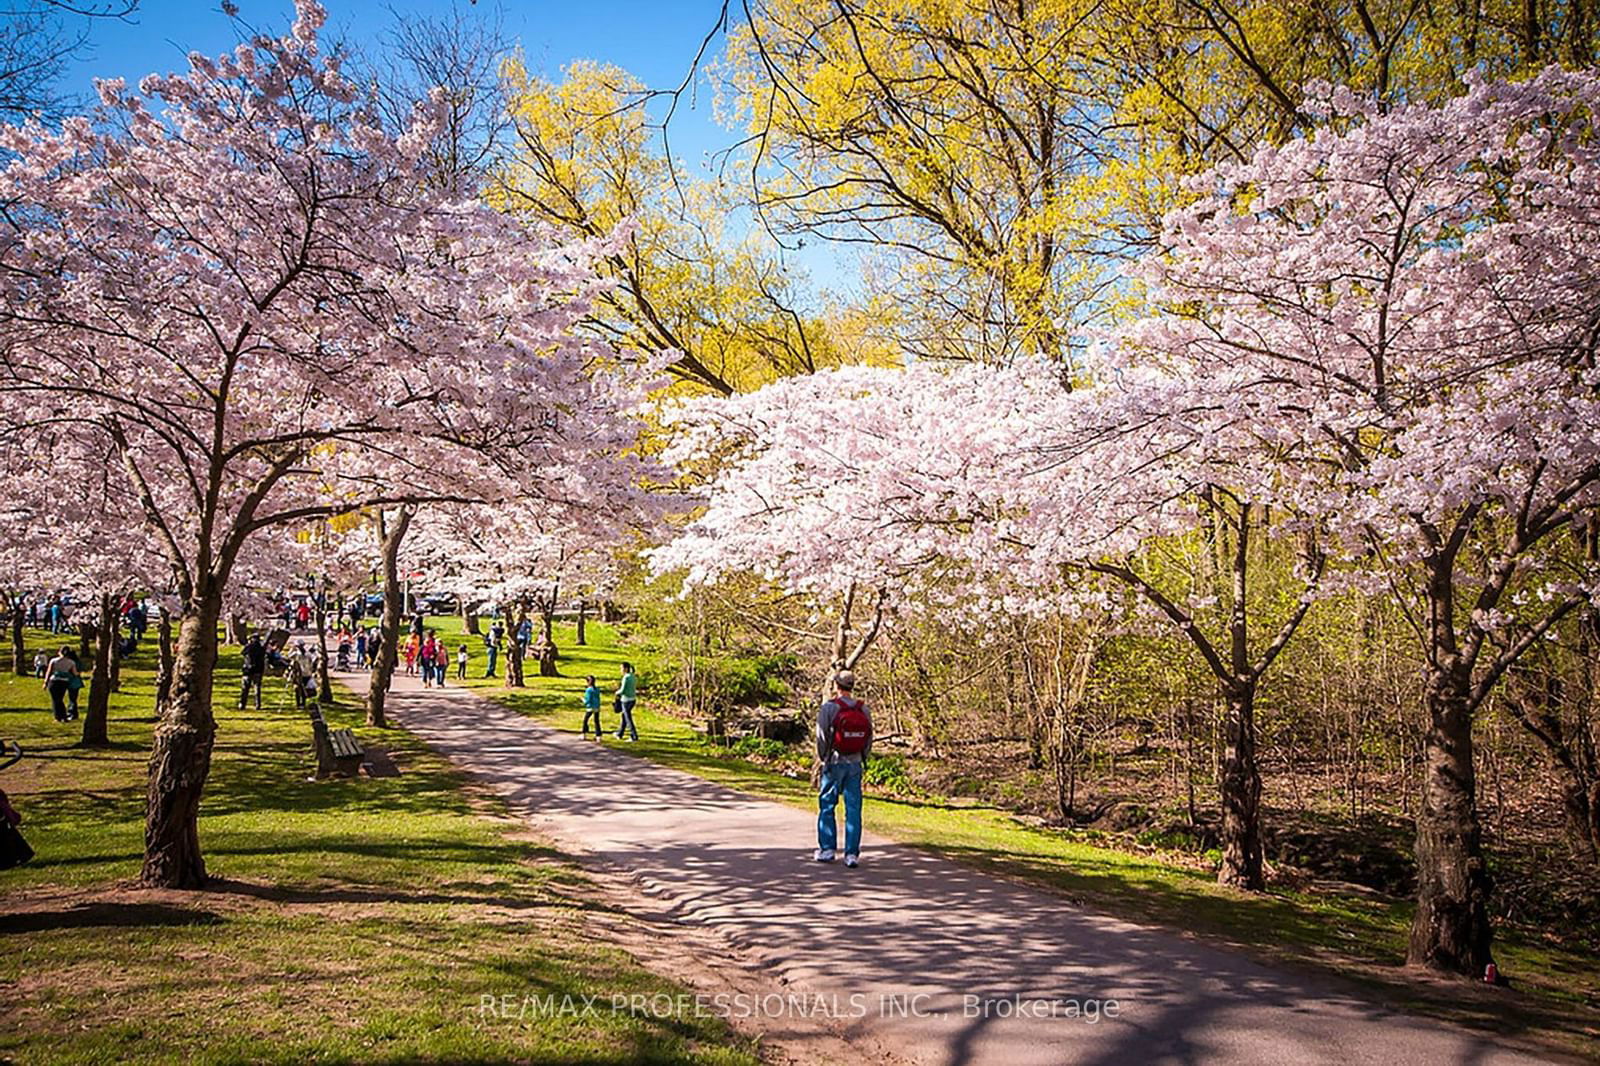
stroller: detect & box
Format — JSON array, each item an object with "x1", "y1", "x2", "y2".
[{"x1": 0, "y1": 741, "x2": 33, "y2": 870}]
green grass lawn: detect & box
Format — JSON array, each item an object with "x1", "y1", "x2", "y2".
[
  {"x1": 0, "y1": 626, "x2": 760, "y2": 1066},
  {"x1": 430, "y1": 613, "x2": 1600, "y2": 1060}
]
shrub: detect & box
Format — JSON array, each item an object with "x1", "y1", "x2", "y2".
[
  {"x1": 731, "y1": 736, "x2": 790, "y2": 760},
  {"x1": 864, "y1": 754, "x2": 914, "y2": 795}
]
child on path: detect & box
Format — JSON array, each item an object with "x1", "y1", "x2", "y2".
[
  {"x1": 581, "y1": 676, "x2": 603, "y2": 739},
  {"x1": 456, "y1": 644, "x2": 468, "y2": 680}
]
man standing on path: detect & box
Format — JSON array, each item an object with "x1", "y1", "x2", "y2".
[
  {"x1": 239, "y1": 633, "x2": 266, "y2": 710},
  {"x1": 815, "y1": 671, "x2": 872, "y2": 868},
  {"x1": 614, "y1": 662, "x2": 639, "y2": 741},
  {"x1": 484, "y1": 620, "x2": 503, "y2": 678}
]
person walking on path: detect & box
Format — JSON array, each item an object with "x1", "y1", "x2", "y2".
[
  {"x1": 419, "y1": 634, "x2": 436, "y2": 689},
  {"x1": 239, "y1": 633, "x2": 266, "y2": 710},
  {"x1": 43, "y1": 646, "x2": 79, "y2": 722},
  {"x1": 815, "y1": 670, "x2": 872, "y2": 868},
  {"x1": 614, "y1": 663, "x2": 639, "y2": 741},
  {"x1": 432, "y1": 635, "x2": 448, "y2": 688},
  {"x1": 581, "y1": 675, "x2": 603, "y2": 739}
]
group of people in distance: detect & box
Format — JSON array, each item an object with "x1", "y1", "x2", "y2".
[
  {"x1": 401, "y1": 629, "x2": 466, "y2": 687},
  {"x1": 238, "y1": 595, "x2": 879, "y2": 871},
  {"x1": 35, "y1": 595, "x2": 154, "y2": 724},
  {"x1": 237, "y1": 632, "x2": 321, "y2": 711}
]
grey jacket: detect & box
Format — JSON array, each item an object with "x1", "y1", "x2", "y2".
[{"x1": 817, "y1": 697, "x2": 873, "y2": 765}]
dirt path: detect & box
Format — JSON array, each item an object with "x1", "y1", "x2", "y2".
[{"x1": 368, "y1": 670, "x2": 1559, "y2": 1066}]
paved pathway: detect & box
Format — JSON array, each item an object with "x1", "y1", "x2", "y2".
[{"x1": 370, "y1": 672, "x2": 1558, "y2": 1066}]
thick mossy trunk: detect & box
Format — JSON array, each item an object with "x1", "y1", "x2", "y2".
[
  {"x1": 1217, "y1": 683, "x2": 1264, "y2": 890},
  {"x1": 1408, "y1": 663, "x2": 1493, "y2": 974},
  {"x1": 81, "y1": 592, "x2": 114, "y2": 748},
  {"x1": 367, "y1": 508, "x2": 412, "y2": 728},
  {"x1": 536, "y1": 599, "x2": 559, "y2": 677},
  {"x1": 140, "y1": 591, "x2": 222, "y2": 889}
]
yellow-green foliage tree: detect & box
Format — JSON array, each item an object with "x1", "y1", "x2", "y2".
[
  {"x1": 493, "y1": 59, "x2": 888, "y2": 396},
  {"x1": 723, "y1": 0, "x2": 1600, "y2": 364}
]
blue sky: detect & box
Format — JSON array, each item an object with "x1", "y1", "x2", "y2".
[
  {"x1": 65, "y1": 0, "x2": 735, "y2": 175},
  {"x1": 54, "y1": 0, "x2": 856, "y2": 295}
]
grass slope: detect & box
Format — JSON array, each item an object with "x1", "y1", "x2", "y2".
[{"x1": 0, "y1": 627, "x2": 759, "y2": 1066}]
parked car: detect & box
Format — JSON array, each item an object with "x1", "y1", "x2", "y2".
[{"x1": 416, "y1": 592, "x2": 458, "y2": 614}]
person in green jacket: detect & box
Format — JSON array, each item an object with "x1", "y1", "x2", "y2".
[{"x1": 614, "y1": 663, "x2": 638, "y2": 741}]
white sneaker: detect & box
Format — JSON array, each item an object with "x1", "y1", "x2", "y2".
[
  {"x1": 813, "y1": 849, "x2": 835, "y2": 863},
  {"x1": 844, "y1": 854, "x2": 859, "y2": 868}
]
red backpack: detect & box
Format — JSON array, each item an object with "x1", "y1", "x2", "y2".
[{"x1": 830, "y1": 697, "x2": 871, "y2": 756}]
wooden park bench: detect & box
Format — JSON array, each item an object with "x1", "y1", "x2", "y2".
[{"x1": 308, "y1": 706, "x2": 366, "y2": 779}]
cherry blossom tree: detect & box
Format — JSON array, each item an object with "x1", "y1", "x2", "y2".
[
  {"x1": 0, "y1": 0, "x2": 661, "y2": 888},
  {"x1": 652, "y1": 359, "x2": 1328, "y2": 890},
  {"x1": 0, "y1": 429, "x2": 169, "y2": 745},
  {"x1": 655, "y1": 68, "x2": 1600, "y2": 974},
  {"x1": 1116, "y1": 68, "x2": 1600, "y2": 974}
]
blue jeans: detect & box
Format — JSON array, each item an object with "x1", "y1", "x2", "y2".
[
  {"x1": 818, "y1": 760, "x2": 863, "y2": 856},
  {"x1": 616, "y1": 699, "x2": 637, "y2": 739}
]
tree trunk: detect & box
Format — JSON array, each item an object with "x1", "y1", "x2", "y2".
[
  {"x1": 1407, "y1": 661, "x2": 1494, "y2": 974},
  {"x1": 81, "y1": 591, "x2": 115, "y2": 748},
  {"x1": 505, "y1": 602, "x2": 526, "y2": 688},
  {"x1": 225, "y1": 613, "x2": 247, "y2": 646},
  {"x1": 155, "y1": 609, "x2": 175, "y2": 708},
  {"x1": 535, "y1": 643, "x2": 558, "y2": 677},
  {"x1": 1559, "y1": 778, "x2": 1600, "y2": 861},
  {"x1": 1217, "y1": 684, "x2": 1264, "y2": 889},
  {"x1": 77, "y1": 618, "x2": 92, "y2": 664},
  {"x1": 462, "y1": 597, "x2": 479, "y2": 636},
  {"x1": 367, "y1": 508, "x2": 412, "y2": 728},
  {"x1": 576, "y1": 600, "x2": 587, "y2": 646},
  {"x1": 314, "y1": 586, "x2": 332, "y2": 703},
  {"x1": 9, "y1": 602, "x2": 24, "y2": 676},
  {"x1": 108, "y1": 603, "x2": 123, "y2": 693},
  {"x1": 141, "y1": 588, "x2": 223, "y2": 889},
  {"x1": 536, "y1": 592, "x2": 559, "y2": 677}
]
